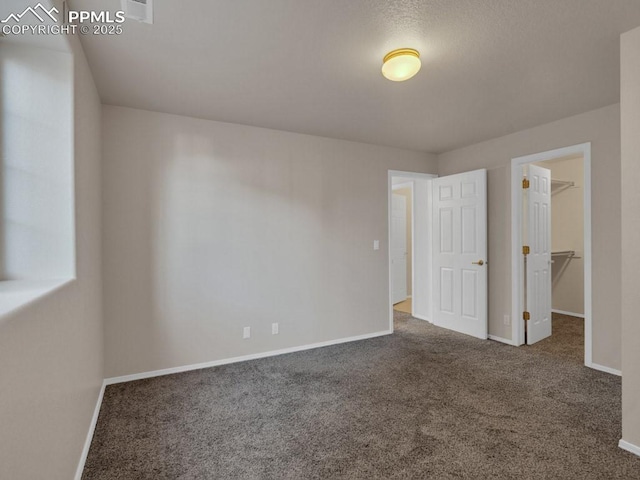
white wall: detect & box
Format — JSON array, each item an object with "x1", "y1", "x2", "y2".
[
  {"x1": 392, "y1": 186, "x2": 412, "y2": 296},
  {"x1": 102, "y1": 105, "x2": 437, "y2": 378},
  {"x1": 438, "y1": 104, "x2": 621, "y2": 370},
  {"x1": 1, "y1": 44, "x2": 74, "y2": 280},
  {"x1": 410, "y1": 177, "x2": 432, "y2": 321},
  {"x1": 0, "y1": 33, "x2": 103, "y2": 479},
  {"x1": 621, "y1": 25, "x2": 640, "y2": 452}
]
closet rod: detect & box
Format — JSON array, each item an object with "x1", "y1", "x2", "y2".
[
  {"x1": 551, "y1": 179, "x2": 575, "y2": 187},
  {"x1": 551, "y1": 179, "x2": 575, "y2": 196},
  {"x1": 551, "y1": 250, "x2": 576, "y2": 257}
]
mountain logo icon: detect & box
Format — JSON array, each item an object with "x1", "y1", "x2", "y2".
[{"x1": 1, "y1": 3, "x2": 59, "y2": 23}]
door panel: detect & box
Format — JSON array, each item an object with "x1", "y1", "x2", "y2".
[
  {"x1": 440, "y1": 208, "x2": 453, "y2": 252},
  {"x1": 440, "y1": 268, "x2": 454, "y2": 313},
  {"x1": 432, "y1": 169, "x2": 488, "y2": 339},
  {"x1": 392, "y1": 193, "x2": 407, "y2": 304},
  {"x1": 461, "y1": 269, "x2": 478, "y2": 318},
  {"x1": 526, "y1": 165, "x2": 552, "y2": 344},
  {"x1": 461, "y1": 206, "x2": 477, "y2": 253}
]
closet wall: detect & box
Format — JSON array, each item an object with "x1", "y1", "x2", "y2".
[{"x1": 539, "y1": 157, "x2": 585, "y2": 316}]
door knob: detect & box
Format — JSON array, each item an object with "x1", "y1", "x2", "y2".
[{"x1": 472, "y1": 260, "x2": 485, "y2": 266}]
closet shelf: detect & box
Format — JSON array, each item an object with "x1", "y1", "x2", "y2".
[
  {"x1": 551, "y1": 250, "x2": 576, "y2": 257},
  {"x1": 551, "y1": 179, "x2": 576, "y2": 196}
]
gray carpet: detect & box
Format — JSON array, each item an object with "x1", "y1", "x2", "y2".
[
  {"x1": 529, "y1": 312, "x2": 584, "y2": 363},
  {"x1": 83, "y1": 313, "x2": 640, "y2": 479}
]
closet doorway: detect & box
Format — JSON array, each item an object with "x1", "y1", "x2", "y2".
[{"x1": 511, "y1": 143, "x2": 592, "y2": 366}]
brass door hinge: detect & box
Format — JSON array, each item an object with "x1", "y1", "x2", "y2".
[
  {"x1": 522, "y1": 245, "x2": 530, "y2": 255},
  {"x1": 523, "y1": 311, "x2": 531, "y2": 321},
  {"x1": 522, "y1": 178, "x2": 530, "y2": 189}
]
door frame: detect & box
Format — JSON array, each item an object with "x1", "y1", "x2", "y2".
[
  {"x1": 388, "y1": 170, "x2": 437, "y2": 332},
  {"x1": 510, "y1": 142, "x2": 592, "y2": 367}
]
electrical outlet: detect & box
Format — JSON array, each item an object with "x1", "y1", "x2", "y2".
[
  {"x1": 503, "y1": 314, "x2": 510, "y2": 326},
  {"x1": 243, "y1": 326, "x2": 251, "y2": 339},
  {"x1": 272, "y1": 323, "x2": 279, "y2": 335},
  {"x1": 373, "y1": 240, "x2": 380, "y2": 250}
]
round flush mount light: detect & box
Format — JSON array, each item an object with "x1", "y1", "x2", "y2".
[{"x1": 381, "y1": 48, "x2": 421, "y2": 82}]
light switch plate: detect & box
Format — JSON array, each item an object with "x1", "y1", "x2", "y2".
[{"x1": 373, "y1": 240, "x2": 380, "y2": 250}]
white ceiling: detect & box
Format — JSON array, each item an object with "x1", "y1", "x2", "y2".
[{"x1": 71, "y1": 0, "x2": 640, "y2": 153}]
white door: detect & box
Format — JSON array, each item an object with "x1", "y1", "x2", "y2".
[
  {"x1": 525, "y1": 165, "x2": 552, "y2": 344},
  {"x1": 391, "y1": 193, "x2": 408, "y2": 304},
  {"x1": 432, "y1": 169, "x2": 488, "y2": 339}
]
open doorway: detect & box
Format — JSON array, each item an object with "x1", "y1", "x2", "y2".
[
  {"x1": 511, "y1": 143, "x2": 593, "y2": 367},
  {"x1": 529, "y1": 156, "x2": 585, "y2": 362},
  {"x1": 391, "y1": 181, "x2": 413, "y2": 314},
  {"x1": 387, "y1": 171, "x2": 436, "y2": 332},
  {"x1": 388, "y1": 169, "x2": 488, "y2": 339}
]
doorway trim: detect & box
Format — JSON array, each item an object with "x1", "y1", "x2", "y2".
[
  {"x1": 510, "y1": 143, "x2": 592, "y2": 367},
  {"x1": 388, "y1": 170, "x2": 437, "y2": 332}
]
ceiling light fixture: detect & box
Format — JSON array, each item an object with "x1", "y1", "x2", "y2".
[{"x1": 381, "y1": 48, "x2": 421, "y2": 82}]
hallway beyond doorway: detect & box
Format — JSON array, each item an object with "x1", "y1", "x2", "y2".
[{"x1": 393, "y1": 298, "x2": 412, "y2": 314}]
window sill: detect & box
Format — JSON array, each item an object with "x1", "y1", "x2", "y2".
[{"x1": 0, "y1": 279, "x2": 74, "y2": 319}]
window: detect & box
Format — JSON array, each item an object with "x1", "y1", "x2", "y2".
[{"x1": 0, "y1": 43, "x2": 74, "y2": 314}]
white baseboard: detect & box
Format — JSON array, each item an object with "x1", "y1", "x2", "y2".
[
  {"x1": 552, "y1": 309, "x2": 585, "y2": 319},
  {"x1": 488, "y1": 334, "x2": 518, "y2": 346},
  {"x1": 75, "y1": 380, "x2": 106, "y2": 480},
  {"x1": 411, "y1": 313, "x2": 431, "y2": 323},
  {"x1": 589, "y1": 362, "x2": 622, "y2": 376},
  {"x1": 105, "y1": 330, "x2": 392, "y2": 385},
  {"x1": 619, "y1": 439, "x2": 640, "y2": 457}
]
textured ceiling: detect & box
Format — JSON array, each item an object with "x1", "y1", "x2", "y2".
[{"x1": 71, "y1": 0, "x2": 640, "y2": 153}]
